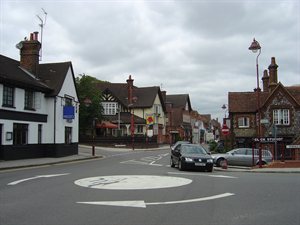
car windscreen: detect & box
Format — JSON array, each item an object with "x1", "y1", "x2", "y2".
[{"x1": 181, "y1": 145, "x2": 207, "y2": 155}]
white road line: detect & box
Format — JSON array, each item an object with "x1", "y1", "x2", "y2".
[
  {"x1": 7, "y1": 173, "x2": 70, "y2": 185},
  {"x1": 120, "y1": 153, "x2": 169, "y2": 166},
  {"x1": 168, "y1": 172, "x2": 238, "y2": 179},
  {"x1": 77, "y1": 192, "x2": 235, "y2": 208}
]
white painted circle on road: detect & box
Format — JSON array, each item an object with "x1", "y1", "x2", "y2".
[{"x1": 74, "y1": 175, "x2": 192, "y2": 190}]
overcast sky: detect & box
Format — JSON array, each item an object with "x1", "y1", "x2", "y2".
[{"x1": 1, "y1": 0, "x2": 299, "y2": 121}]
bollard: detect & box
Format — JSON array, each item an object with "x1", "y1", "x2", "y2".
[
  {"x1": 92, "y1": 145, "x2": 95, "y2": 156},
  {"x1": 221, "y1": 159, "x2": 228, "y2": 169}
]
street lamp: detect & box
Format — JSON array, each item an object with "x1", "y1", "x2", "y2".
[
  {"x1": 221, "y1": 104, "x2": 228, "y2": 124},
  {"x1": 249, "y1": 38, "x2": 262, "y2": 168},
  {"x1": 221, "y1": 104, "x2": 229, "y2": 151}
]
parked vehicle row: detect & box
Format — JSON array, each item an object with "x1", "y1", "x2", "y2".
[{"x1": 169, "y1": 142, "x2": 273, "y2": 171}]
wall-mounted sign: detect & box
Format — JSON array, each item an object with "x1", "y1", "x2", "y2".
[
  {"x1": 63, "y1": 106, "x2": 75, "y2": 119},
  {"x1": 6, "y1": 132, "x2": 12, "y2": 141},
  {"x1": 253, "y1": 137, "x2": 283, "y2": 142}
]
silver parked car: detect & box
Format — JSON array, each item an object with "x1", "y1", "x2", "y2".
[{"x1": 212, "y1": 148, "x2": 273, "y2": 167}]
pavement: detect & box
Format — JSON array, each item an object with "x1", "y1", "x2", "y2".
[{"x1": 0, "y1": 145, "x2": 300, "y2": 173}]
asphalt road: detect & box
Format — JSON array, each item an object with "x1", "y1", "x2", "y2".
[{"x1": 1, "y1": 147, "x2": 299, "y2": 225}]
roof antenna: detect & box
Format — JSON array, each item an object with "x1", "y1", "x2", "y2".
[{"x1": 36, "y1": 8, "x2": 47, "y2": 61}]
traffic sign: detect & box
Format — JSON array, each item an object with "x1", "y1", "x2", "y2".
[
  {"x1": 286, "y1": 145, "x2": 300, "y2": 149},
  {"x1": 221, "y1": 124, "x2": 230, "y2": 135}
]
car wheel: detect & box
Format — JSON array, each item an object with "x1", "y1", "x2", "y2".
[
  {"x1": 256, "y1": 161, "x2": 267, "y2": 166},
  {"x1": 178, "y1": 160, "x2": 185, "y2": 171},
  {"x1": 207, "y1": 167, "x2": 213, "y2": 172},
  {"x1": 216, "y1": 158, "x2": 225, "y2": 167},
  {"x1": 170, "y1": 158, "x2": 175, "y2": 168}
]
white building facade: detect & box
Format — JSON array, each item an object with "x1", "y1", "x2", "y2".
[{"x1": 0, "y1": 32, "x2": 79, "y2": 160}]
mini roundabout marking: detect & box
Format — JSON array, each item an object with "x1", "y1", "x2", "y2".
[
  {"x1": 74, "y1": 175, "x2": 235, "y2": 208},
  {"x1": 74, "y1": 175, "x2": 192, "y2": 190}
]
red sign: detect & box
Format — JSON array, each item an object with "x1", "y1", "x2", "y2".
[{"x1": 222, "y1": 124, "x2": 230, "y2": 136}]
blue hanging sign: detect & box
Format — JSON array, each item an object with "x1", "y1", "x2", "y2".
[{"x1": 63, "y1": 106, "x2": 75, "y2": 119}]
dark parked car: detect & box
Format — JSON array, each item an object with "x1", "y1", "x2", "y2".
[
  {"x1": 212, "y1": 148, "x2": 273, "y2": 167},
  {"x1": 170, "y1": 144, "x2": 214, "y2": 172},
  {"x1": 170, "y1": 141, "x2": 190, "y2": 151}
]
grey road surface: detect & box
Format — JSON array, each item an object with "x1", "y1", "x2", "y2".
[{"x1": 1, "y1": 148, "x2": 299, "y2": 225}]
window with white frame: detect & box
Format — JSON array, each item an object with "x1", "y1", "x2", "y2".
[
  {"x1": 273, "y1": 109, "x2": 289, "y2": 125},
  {"x1": 3, "y1": 86, "x2": 14, "y2": 107},
  {"x1": 154, "y1": 104, "x2": 161, "y2": 115},
  {"x1": 238, "y1": 117, "x2": 250, "y2": 128},
  {"x1": 102, "y1": 102, "x2": 118, "y2": 115},
  {"x1": 24, "y1": 90, "x2": 35, "y2": 109}
]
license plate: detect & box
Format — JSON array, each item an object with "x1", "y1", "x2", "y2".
[{"x1": 195, "y1": 163, "x2": 206, "y2": 166}]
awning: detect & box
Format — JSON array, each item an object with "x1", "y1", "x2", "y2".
[{"x1": 96, "y1": 121, "x2": 118, "y2": 129}]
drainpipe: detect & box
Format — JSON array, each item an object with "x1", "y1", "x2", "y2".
[{"x1": 53, "y1": 97, "x2": 57, "y2": 144}]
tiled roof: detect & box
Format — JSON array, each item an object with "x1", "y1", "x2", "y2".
[
  {"x1": 97, "y1": 82, "x2": 165, "y2": 111},
  {"x1": 229, "y1": 84, "x2": 300, "y2": 113},
  {"x1": 39, "y1": 61, "x2": 74, "y2": 96},
  {"x1": 0, "y1": 54, "x2": 74, "y2": 97},
  {"x1": 166, "y1": 94, "x2": 192, "y2": 110},
  {"x1": 286, "y1": 85, "x2": 300, "y2": 104},
  {"x1": 0, "y1": 54, "x2": 51, "y2": 92},
  {"x1": 229, "y1": 91, "x2": 269, "y2": 113}
]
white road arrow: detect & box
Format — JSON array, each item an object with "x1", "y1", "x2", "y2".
[
  {"x1": 7, "y1": 173, "x2": 70, "y2": 185},
  {"x1": 77, "y1": 192, "x2": 235, "y2": 208}
]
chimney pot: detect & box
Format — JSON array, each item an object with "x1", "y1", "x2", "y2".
[
  {"x1": 33, "y1": 31, "x2": 39, "y2": 41},
  {"x1": 19, "y1": 32, "x2": 41, "y2": 76}
]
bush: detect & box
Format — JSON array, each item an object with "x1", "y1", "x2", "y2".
[{"x1": 208, "y1": 140, "x2": 217, "y2": 152}]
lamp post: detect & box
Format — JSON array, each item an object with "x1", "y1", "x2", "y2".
[
  {"x1": 92, "y1": 118, "x2": 97, "y2": 156},
  {"x1": 221, "y1": 104, "x2": 229, "y2": 151},
  {"x1": 221, "y1": 104, "x2": 228, "y2": 125},
  {"x1": 129, "y1": 104, "x2": 135, "y2": 150},
  {"x1": 249, "y1": 38, "x2": 262, "y2": 168}
]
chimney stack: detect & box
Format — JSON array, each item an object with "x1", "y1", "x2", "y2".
[
  {"x1": 161, "y1": 90, "x2": 166, "y2": 102},
  {"x1": 19, "y1": 32, "x2": 41, "y2": 77},
  {"x1": 268, "y1": 57, "x2": 278, "y2": 92},
  {"x1": 126, "y1": 75, "x2": 134, "y2": 105},
  {"x1": 262, "y1": 70, "x2": 269, "y2": 92}
]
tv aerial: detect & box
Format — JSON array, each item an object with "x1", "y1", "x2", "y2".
[{"x1": 36, "y1": 8, "x2": 47, "y2": 61}]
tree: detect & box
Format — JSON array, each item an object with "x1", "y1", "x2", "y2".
[{"x1": 76, "y1": 74, "x2": 103, "y2": 134}]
